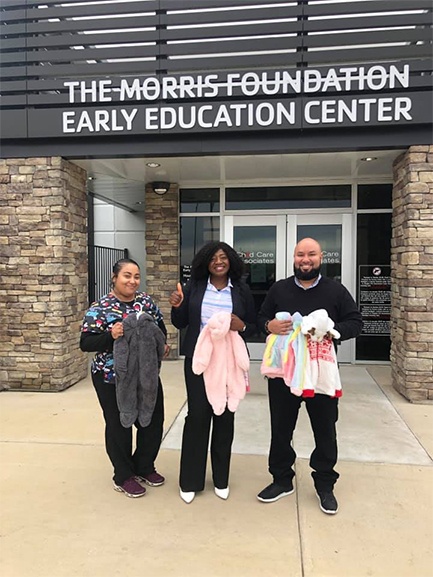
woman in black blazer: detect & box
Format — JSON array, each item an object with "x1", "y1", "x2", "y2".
[{"x1": 170, "y1": 241, "x2": 256, "y2": 503}]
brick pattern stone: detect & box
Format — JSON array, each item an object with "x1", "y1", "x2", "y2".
[
  {"x1": 391, "y1": 145, "x2": 433, "y2": 403},
  {"x1": 0, "y1": 157, "x2": 89, "y2": 390},
  {"x1": 144, "y1": 184, "x2": 179, "y2": 358}
]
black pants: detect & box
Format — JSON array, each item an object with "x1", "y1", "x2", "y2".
[
  {"x1": 267, "y1": 377, "x2": 339, "y2": 492},
  {"x1": 179, "y1": 357, "x2": 235, "y2": 492},
  {"x1": 92, "y1": 371, "x2": 164, "y2": 485}
]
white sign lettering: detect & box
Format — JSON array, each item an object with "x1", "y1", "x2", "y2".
[{"x1": 61, "y1": 64, "x2": 413, "y2": 134}]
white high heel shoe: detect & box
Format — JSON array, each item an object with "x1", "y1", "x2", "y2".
[
  {"x1": 214, "y1": 487, "x2": 230, "y2": 500},
  {"x1": 180, "y1": 489, "x2": 195, "y2": 504}
]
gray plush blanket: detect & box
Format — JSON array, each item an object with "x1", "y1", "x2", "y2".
[{"x1": 113, "y1": 312, "x2": 166, "y2": 428}]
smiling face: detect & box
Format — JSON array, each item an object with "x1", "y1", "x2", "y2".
[
  {"x1": 112, "y1": 263, "x2": 141, "y2": 301},
  {"x1": 208, "y1": 249, "x2": 230, "y2": 280},
  {"x1": 293, "y1": 238, "x2": 323, "y2": 283}
]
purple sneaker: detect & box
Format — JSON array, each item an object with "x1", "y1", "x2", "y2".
[
  {"x1": 137, "y1": 470, "x2": 165, "y2": 487},
  {"x1": 113, "y1": 476, "x2": 146, "y2": 498}
]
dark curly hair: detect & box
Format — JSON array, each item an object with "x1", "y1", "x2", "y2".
[{"x1": 191, "y1": 241, "x2": 244, "y2": 281}]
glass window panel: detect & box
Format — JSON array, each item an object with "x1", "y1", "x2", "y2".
[
  {"x1": 233, "y1": 225, "x2": 277, "y2": 343},
  {"x1": 358, "y1": 184, "x2": 392, "y2": 209},
  {"x1": 297, "y1": 224, "x2": 342, "y2": 283},
  {"x1": 180, "y1": 216, "x2": 220, "y2": 283},
  {"x1": 179, "y1": 216, "x2": 219, "y2": 354},
  {"x1": 356, "y1": 213, "x2": 392, "y2": 361},
  {"x1": 180, "y1": 188, "x2": 220, "y2": 213},
  {"x1": 226, "y1": 185, "x2": 351, "y2": 210}
]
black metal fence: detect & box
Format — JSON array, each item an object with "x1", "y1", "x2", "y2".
[{"x1": 88, "y1": 245, "x2": 128, "y2": 304}]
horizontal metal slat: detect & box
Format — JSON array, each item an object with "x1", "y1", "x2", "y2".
[
  {"x1": 304, "y1": 0, "x2": 432, "y2": 17},
  {"x1": 164, "y1": 52, "x2": 301, "y2": 73},
  {"x1": 1, "y1": 60, "x2": 161, "y2": 79},
  {"x1": 24, "y1": 31, "x2": 159, "y2": 49},
  {"x1": 160, "y1": 0, "x2": 286, "y2": 9},
  {"x1": 0, "y1": 37, "x2": 27, "y2": 50},
  {"x1": 0, "y1": 65, "x2": 28, "y2": 79},
  {"x1": 2, "y1": 44, "x2": 159, "y2": 65},
  {"x1": 164, "y1": 35, "x2": 300, "y2": 57},
  {"x1": 0, "y1": 79, "x2": 27, "y2": 92},
  {"x1": 161, "y1": 5, "x2": 299, "y2": 26},
  {"x1": 161, "y1": 20, "x2": 302, "y2": 42},
  {"x1": 303, "y1": 12, "x2": 431, "y2": 33},
  {"x1": 304, "y1": 44, "x2": 431, "y2": 66},
  {"x1": 0, "y1": 94, "x2": 27, "y2": 105},
  {"x1": 304, "y1": 28, "x2": 432, "y2": 49},
  {"x1": 1, "y1": 14, "x2": 159, "y2": 36},
  {"x1": 0, "y1": 8, "x2": 26, "y2": 22},
  {"x1": 24, "y1": 1, "x2": 158, "y2": 21}
]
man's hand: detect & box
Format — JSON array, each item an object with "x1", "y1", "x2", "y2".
[{"x1": 267, "y1": 318, "x2": 293, "y2": 335}]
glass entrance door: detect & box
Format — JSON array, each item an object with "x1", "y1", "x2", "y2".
[
  {"x1": 224, "y1": 215, "x2": 286, "y2": 359},
  {"x1": 225, "y1": 213, "x2": 354, "y2": 362},
  {"x1": 288, "y1": 214, "x2": 354, "y2": 363}
]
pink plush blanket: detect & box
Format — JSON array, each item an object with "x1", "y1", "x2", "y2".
[{"x1": 192, "y1": 312, "x2": 250, "y2": 415}]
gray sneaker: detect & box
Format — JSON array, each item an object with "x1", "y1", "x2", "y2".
[
  {"x1": 316, "y1": 490, "x2": 338, "y2": 514},
  {"x1": 257, "y1": 482, "x2": 294, "y2": 503}
]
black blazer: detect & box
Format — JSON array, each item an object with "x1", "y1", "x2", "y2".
[{"x1": 171, "y1": 278, "x2": 257, "y2": 358}]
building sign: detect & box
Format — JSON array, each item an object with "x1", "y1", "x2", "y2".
[
  {"x1": 181, "y1": 264, "x2": 192, "y2": 285},
  {"x1": 359, "y1": 265, "x2": 391, "y2": 336},
  {"x1": 237, "y1": 251, "x2": 275, "y2": 264},
  {"x1": 322, "y1": 250, "x2": 340, "y2": 264},
  {"x1": 53, "y1": 64, "x2": 431, "y2": 137}
]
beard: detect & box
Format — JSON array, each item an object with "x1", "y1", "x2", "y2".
[{"x1": 293, "y1": 264, "x2": 321, "y2": 281}]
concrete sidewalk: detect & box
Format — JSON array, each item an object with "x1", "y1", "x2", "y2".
[{"x1": 1, "y1": 362, "x2": 432, "y2": 577}]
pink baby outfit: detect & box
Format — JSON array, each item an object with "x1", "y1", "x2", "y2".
[{"x1": 192, "y1": 312, "x2": 250, "y2": 415}]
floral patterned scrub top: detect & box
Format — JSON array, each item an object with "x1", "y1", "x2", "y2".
[{"x1": 81, "y1": 292, "x2": 165, "y2": 384}]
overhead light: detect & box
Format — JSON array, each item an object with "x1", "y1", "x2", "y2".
[
  {"x1": 361, "y1": 157, "x2": 377, "y2": 162},
  {"x1": 146, "y1": 162, "x2": 160, "y2": 168},
  {"x1": 150, "y1": 181, "x2": 170, "y2": 195},
  {"x1": 87, "y1": 175, "x2": 96, "y2": 180}
]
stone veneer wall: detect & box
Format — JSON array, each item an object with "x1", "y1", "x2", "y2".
[
  {"x1": 391, "y1": 145, "x2": 433, "y2": 402},
  {"x1": 0, "y1": 157, "x2": 89, "y2": 391},
  {"x1": 144, "y1": 184, "x2": 179, "y2": 358}
]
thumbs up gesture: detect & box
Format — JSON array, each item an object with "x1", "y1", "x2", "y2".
[{"x1": 169, "y1": 282, "x2": 184, "y2": 308}]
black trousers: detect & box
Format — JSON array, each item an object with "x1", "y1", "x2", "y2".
[
  {"x1": 267, "y1": 377, "x2": 339, "y2": 492},
  {"x1": 92, "y1": 371, "x2": 164, "y2": 485},
  {"x1": 179, "y1": 357, "x2": 235, "y2": 492}
]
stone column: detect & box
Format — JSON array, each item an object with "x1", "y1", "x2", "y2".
[
  {"x1": 391, "y1": 145, "x2": 433, "y2": 402},
  {"x1": 0, "y1": 157, "x2": 89, "y2": 390},
  {"x1": 144, "y1": 184, "x2": 179, "y2": 358}
]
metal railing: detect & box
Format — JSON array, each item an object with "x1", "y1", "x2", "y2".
[{"x1": 88, "y1": 245, "x2": 128, "y2": 304}]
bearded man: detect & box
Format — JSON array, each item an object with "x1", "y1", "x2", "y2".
[{"x1": 257, "y1": 237, "x2": 362, "y2": 514}]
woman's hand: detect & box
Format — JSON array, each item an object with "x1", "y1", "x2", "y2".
[
  {"x1": 169, "y1": 282, "x2": 184, "y2": 308},
  {"x1": 230, "y1": 314, "x2": 246, "y2": 332},
  {"x1": 111, "y1": 321, "x2": 124, "y2": 340},
  {"x1": 163, "y1": 344, "x2": 171, "y2": 358}
]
